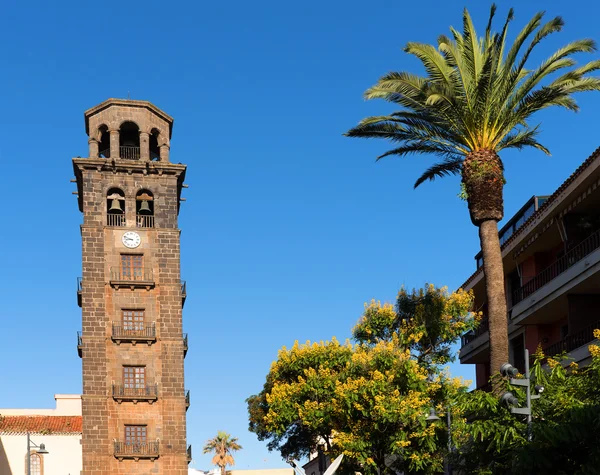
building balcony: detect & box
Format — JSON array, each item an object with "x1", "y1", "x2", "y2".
[
  {"x1": 112, "y1": 384, "x2": 158, "y2": 404},
  {"x1": 112, "y1": 322, "x2": 156, "y2": 345},
  {"x1": 530, "y1": 318, "x2": 600, "y2": 366},
  {"x1": 77, "y1": 277, "x2": 82, "y2": 307},
  {"x1": 461, "y1": 318, "x2": 489, "y2": 347},
  {"x1": 512, "y1": 229, "x2": 600, "y2": 306},
  {"x1": 181, "y1": 280, "x2": 187, "y2": 308},
  {"x1": 120, "y1": 146, "x2": 140, "y2": 160},
  {"x1": 114, "y1": 441, "x2": 159, "y2": 462},
  {"x1": 136, "y1": 215, "x2": 154, "y2": 228},
  {"x1": 77, "y1": 331, "x2": 83, "y2": 357},
  {"x1": 109, "y1": 267, "x2": 155, "y2": 290},
  {"x1": 185, "y1": 390, "x2": 190, "y2": 410},
  {"x1": 187, "y1": 445, "x2": 192, "y2": 464},
  {"x1": 184, "y1": 333, "x2": 188, "y2": 357},
  {"x1": 107, "y1": 213, "x2": 126, "y2": 227}
]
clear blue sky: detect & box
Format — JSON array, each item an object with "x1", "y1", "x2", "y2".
[{"x1": 1, "y1": 0, "x2": 600, "y2": 470}]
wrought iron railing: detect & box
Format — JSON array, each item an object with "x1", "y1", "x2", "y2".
[
  {"x1": 183, "y1": 333, "x2": 188, "y2": 355},
  {"x1": 512, "y1": 229, "x2": 600, "y2": 305},
  {"x1": 120, "y1": 146, "x2": 140, "y2": 160},
  {"x1": 530, "y1": 319, "x2": 600, "y2": 365},
  {"x1": 107, "y1": 213, "x2": 125, "y2": 227},
  {"x1": 114, "y1": 441, "x2": 159, "y2": 457},
  {"x1": 112, "y1": 322, "x2": 156, "y2": 339},
  {"x1": 461, "y1": 318, "x2": 489, "y2": 347},
  {"x1": 99, "y1": 149, "x2": 110, "y2": 158},
  {"x1": 77, "y1": 277, "x2": 82, "y2": 307},
  {"x1": 187, "y1": 445, "x2": 192, "y2": 463},
  {"x1": 112, "y1": 384, "x2": 158, "y2": 399},
  {"x1": 181, "y1": 280, "x2": 187, "y2": 301},
  {"x1": 185, "y1": 390, "x2": 190, "y2": 409},
  {"x1": 110, "y1": 267, "x2": 153, "y2": 282},
  {"x1": 77, "y1": 332, "x2": 83, "y2": 357},
  {"x1": 136, "y1": 215, "x2": 154, "y2": 228}
]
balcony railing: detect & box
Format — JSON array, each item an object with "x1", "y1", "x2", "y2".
[
  {"x1": 136, "y1": 215, "x2": 154, "y2": 228},
  {"x1": 181, "y1": 280, "x2": 187, "y2": 307},
  {"x1": 77, "y1": 331, "x2": 82, "y2": 357},
  {"x1": 187, "y1": 445, "x2": 192, "y2": 463},
  {"x1": 185, "y1": 390, "x2": 190, "y2": 410},
  {"x1": 114, "y1": 441, "x2": 159, "y2": 461},
  {"x1": 107, "y1": 213, "x2": 126, "y2": 227},
  {"x1": 512, "y1": 229, "x2": 600, "y2": 305},
  {"x1": 461, "y1": 318, "x2": 489, "y2": 347},
  {"x1": 77, "y1": 277, "x2": 82, "y2": 307},
  {"x1": 109, "y1": 267, "x2": 154, "y2": 290},
  {"x1": 112, "y1": 383, "x2": 158, "y2": 404},
  {"x1": 530, "y1": 319, "x2": 600, "y2": 365},
  {"x1": 112, "y1": 322, "x2": 156, "y2": 345},
  {"x1": 184, "y1": 333, "x2": 188, "y2": 356},
  {"x1": 120, "y1": 146, "x2": 140, "y2": 160}
]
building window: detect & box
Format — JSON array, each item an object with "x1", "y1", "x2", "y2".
[
  {"x1": 107, "y1": 188, "x2": 125, "y2": 227},
  {"x1": 124, "y1": 366, "x2": 146, "y2": 390},
  {"x1": 123, "y1": 310, "x2": 145, "y2": 332},
  {"x1": 125, "y1": 425, "x2": 147, "y2": 444},
  {"x1": 120, "y1": 254, "x2": 143, "y2": 281},
  {"x1": 30, "y1": 453, "x2": 42, "y2": 475},
  {"x1": 136, "y1": 190, "x2": 154, "y2": 228}
]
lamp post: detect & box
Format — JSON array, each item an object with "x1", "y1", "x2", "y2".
[
  {"x1": 426, "y1": 406, "x2": 453, "y2": 475},
  {"x1": 26, "y1": 432, "x2": 49, "y2": 475}
]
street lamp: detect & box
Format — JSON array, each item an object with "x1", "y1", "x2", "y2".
[
  {"x1": 425, "y1": 406, "x2": 453, "y2": 475},
  {"x1": 27, "y1": 432, "x2": 49, "y2": 475},
  {"x1": 499, "y1": 348, "x2": 543, "y2": 441}
]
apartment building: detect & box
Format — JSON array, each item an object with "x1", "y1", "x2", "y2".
[{"x1": 459, "y1": 147, "x2": 600, "y2": 389}]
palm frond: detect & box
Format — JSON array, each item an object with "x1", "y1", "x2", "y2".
[{"x1": 414, "y1": 158, "x2": 464, "y2": 188}]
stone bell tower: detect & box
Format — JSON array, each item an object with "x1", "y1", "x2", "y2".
[{"x1": 73, "y1": 99, "x2": 190, "y2": 474}]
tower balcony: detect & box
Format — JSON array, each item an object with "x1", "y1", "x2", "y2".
[
  {"x1": 185, "y1": 390, "x2": 190, "y2": 410},
  {"x1": 77, "y1": 331, "x2": 83, "y2": 357},
  {"x1": 112, "y1": 322, "x2": 156, "y2": 345},
  {"x1": 183, "y1": 333, "x2": 188, "y2": 356},
  {"x1": 112, "y1": 383, "x2": 158, "y2": 404},
  {"x1": 181, "y1": 280, "x2": 187, "y2": 307},
  {"x1": 114, "y1": 441, "x2": 159, "y2": 462},
  {"x1": 77, "y1": 277, "x2": 82, "y2": 307},
  {"x1": 109, "y1": 267, "x2": 155, "y2": 290},
  {"x1": 187, "y1": 445, "x2": 192, "y2": 464}
]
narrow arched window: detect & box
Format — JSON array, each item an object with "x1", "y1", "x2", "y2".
[
  {"x1": 119, "y1": 121, "x2": 140, "y2": 160},
  {"x1": 149, "y1": 128, "x2": 161, "y2": 161},
  {"x1": 107, "y1": 188, "x2": 125, "y2": 226},
  {"x1": 98, "y1": 124, "x2": 110, "y2": 158},
  {"x1": 136, "y1": 189, "x2": 154, "y2": 228},
  {"x1": 30, "y1": 453, "x2": 42, "y2": 475}
]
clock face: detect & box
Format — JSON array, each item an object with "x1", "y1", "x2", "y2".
[{"x1": 122, "y1": 231, "x2": 141, "y2": 249}]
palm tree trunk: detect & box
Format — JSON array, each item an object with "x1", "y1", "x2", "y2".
[
  {"x1": 479, "y1": 219, "x2": 509, "y2": 384},
  {"x1": 221, "y1": 465, "x2": 227, "y2": 475}
]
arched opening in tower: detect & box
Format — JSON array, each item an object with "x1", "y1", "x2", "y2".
[{"x1": 119, "y1": 121, "x2": 140, "y2": 159}]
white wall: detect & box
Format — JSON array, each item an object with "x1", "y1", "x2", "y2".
[
  {"x1": 0, "y1": 434, "x2": 82, "y2": 475},
  {"x1": 0, "y1": 395, "x2": 81, "y2": 416}
]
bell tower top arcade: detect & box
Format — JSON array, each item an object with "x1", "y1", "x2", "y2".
[{"x1": 85, "y1": 98, "x2": 174, "y2": 162}]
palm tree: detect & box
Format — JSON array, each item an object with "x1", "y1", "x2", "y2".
[
  {"x1": 346, "y1": 5, "x2": 600, "y2": 378},
  {"x1": 203, "y1": 431, "x2": 242, "y2": 475}
]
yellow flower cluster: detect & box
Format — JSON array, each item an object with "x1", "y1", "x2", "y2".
[{"x1": 589, "y1": 344, "x2": 600, "y2": 358}]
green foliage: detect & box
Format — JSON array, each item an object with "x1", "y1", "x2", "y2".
[
  {"x1": 203, "y1": 431, "x2": 242, "y2": 474},
  {"x1": 345, "y1": 4, "x2": 600, "y2": 188},
  {"x1": 248, "y1": 285, "x2": 477, "y2": 474}
]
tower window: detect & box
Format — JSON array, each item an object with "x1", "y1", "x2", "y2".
[
  {"x1": 119, "y1": 121, "x2": 140, "y2": 160},
  {"x1": 149, "y1": 128, "x2": 161, "y2": 161},
  {"x1": 136, "y1": 190, "x2": 154, "y2": 228},
  {"x1": 123, "y1": 310, "x2": 145, "y2": 332},
  {"x1": 98, "y1": 124, "x2": 110, "y2": 158},
  {"x1": 107, "y1": 188, "x2": 125, "y2": 227},
  {"x1": 125, "y1": 425, "x2": 147, "y2": 445},
  {"x1": 123, "y1": 366, "x2": 146, "y2": 390},
  {"x1": 120, "y1": 254, "x2": 144, "y2": 281}
]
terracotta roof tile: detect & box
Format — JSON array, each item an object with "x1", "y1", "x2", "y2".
[
  {"x1": 0, "y1": 416, "x2": 82, "y2": 435},
  {"x1": 460, "y1": 145, "x2": 600, "y2": 289}
]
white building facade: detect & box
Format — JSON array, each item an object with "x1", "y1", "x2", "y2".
[{"x1": 0, "y1": 395, "x2": 82, "y2": 475}]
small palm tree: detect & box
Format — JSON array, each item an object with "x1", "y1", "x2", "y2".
[
  {"x1": 203, "y1": 431, "x2": 242, "y2": 475},
  {"x1": 346, "y1": 5, "x2": 600, "y2": 377}
]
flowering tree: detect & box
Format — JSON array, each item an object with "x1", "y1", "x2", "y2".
[{"x1": 248, "y1": 285, "x2": 478, "y2": 474}]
